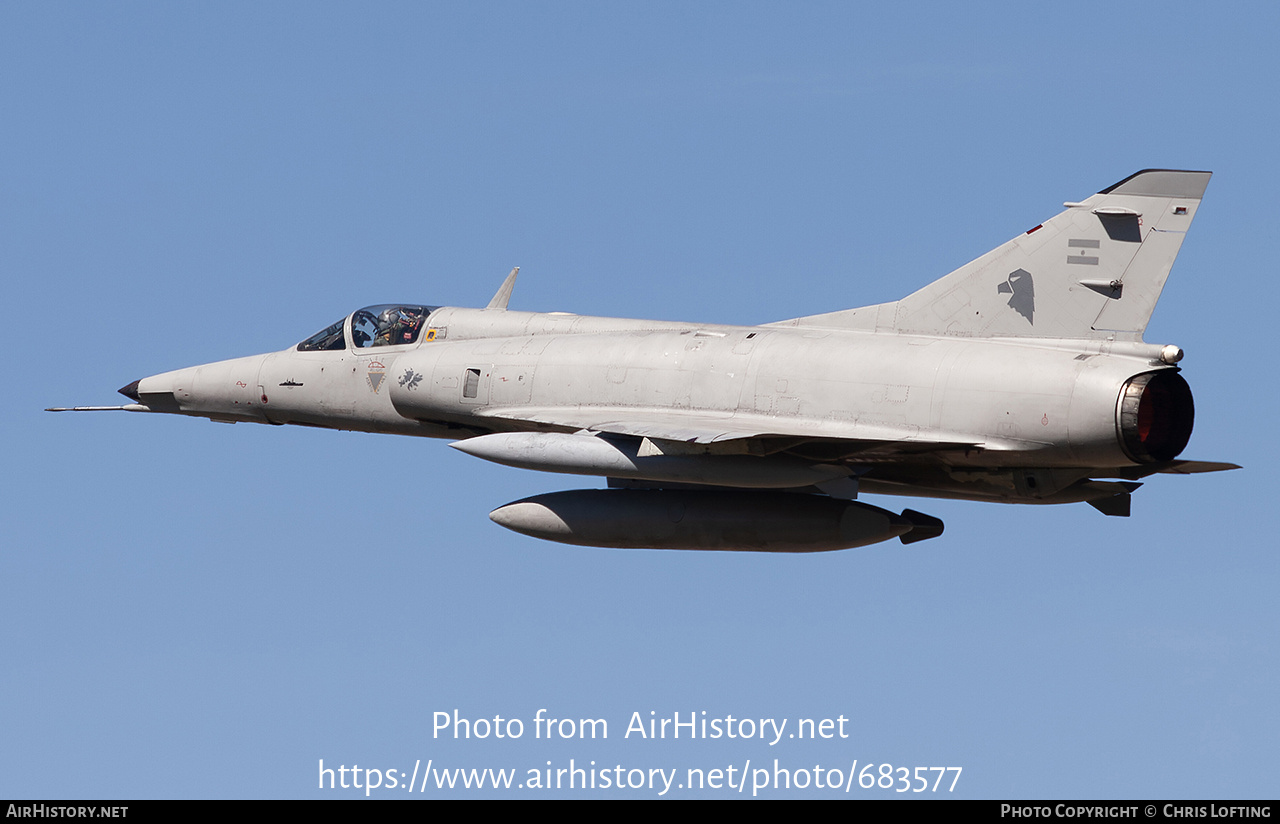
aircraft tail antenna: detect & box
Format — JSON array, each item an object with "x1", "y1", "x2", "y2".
[{"x1": 486, "y1": 266, "x2": 520, "y2": 310}]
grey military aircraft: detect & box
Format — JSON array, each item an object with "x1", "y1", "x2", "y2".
[{"x1": 52, "y1": 169, "x2": 1236, "y2": 552}]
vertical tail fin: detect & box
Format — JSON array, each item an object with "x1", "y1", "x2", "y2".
[{"x1": 781, "y1": 170, "x2": 1211, "y2": 341}]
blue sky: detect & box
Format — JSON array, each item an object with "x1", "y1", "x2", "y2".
[{"x1": 3, "y1": 2, "x2": 1276, "y2": 798}]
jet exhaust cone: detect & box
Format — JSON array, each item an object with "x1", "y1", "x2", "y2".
[{"x1": 1117, "y1": 370, "x2": 1195, "y2": 463}]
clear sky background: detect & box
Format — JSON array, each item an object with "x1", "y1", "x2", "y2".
[{"x1": 2, "y1": 2, "x2": 1276, "y2": 799}]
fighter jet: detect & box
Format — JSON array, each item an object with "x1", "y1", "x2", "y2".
[{"x1": 51, "y1": 169, "x2": 1237, "y2": 552}]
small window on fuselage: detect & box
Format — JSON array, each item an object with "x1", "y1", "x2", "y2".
[{"x1": 462, "y1": 368, "x2": 481, "y2": 398}]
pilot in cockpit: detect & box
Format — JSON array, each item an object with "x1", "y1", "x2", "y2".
[
  {"x1": 298, "y1": 304, "x2": 434, "y2": 352},
  {"x1": 376, "y1": 307, "x2": 421, "y2": 345}
]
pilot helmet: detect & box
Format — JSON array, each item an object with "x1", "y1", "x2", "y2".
[{"x1": 377, "y1": 307, "x2": 401, "y2": 330}]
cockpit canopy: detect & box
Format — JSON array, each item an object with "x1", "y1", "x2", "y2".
[{"x1": 297, "y1": 304, "x2": 438, "y2": 352}]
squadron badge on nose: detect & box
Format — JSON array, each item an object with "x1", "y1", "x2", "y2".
[{"x1": 367, "y1": 361, "x2": 386, "y2": 393}]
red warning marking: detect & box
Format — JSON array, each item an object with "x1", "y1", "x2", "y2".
[{"x1": 1041, "y1": 414, "x2": 1049, "y2": 426}]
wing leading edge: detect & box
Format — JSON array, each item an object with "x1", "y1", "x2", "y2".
[{"x1": 476, "y1": 405, "x2": 983, "y2": 456}]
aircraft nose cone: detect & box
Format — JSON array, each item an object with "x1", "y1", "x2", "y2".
[{"x1": 118, "y1": 379, "x2": 141, "y2": 402}]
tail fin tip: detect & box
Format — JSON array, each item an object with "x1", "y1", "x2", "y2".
[{"x1": 1099, "y1": 169, "x2": 1211, "y2": 199}]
